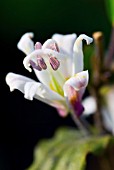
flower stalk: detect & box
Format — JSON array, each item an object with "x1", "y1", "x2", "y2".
[
  {"x1": 90, "y1": 32, "x2": 106, "y2": 134},
  {"x1": 70, "y1": 111, "x2": 90, "y2": 136}
]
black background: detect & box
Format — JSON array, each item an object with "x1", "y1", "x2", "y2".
[{"x1": 0, "y1": 0, "x2": 111, "y2": 169}]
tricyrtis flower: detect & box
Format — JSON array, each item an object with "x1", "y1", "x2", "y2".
[{"x1": 6, "y1": 32, "x2": 93, "y2": 117}]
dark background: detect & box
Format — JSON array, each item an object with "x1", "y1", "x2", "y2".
[{"x1": 0, "y1": 0, "x2": 111, "y2": 169}]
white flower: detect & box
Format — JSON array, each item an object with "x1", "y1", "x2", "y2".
[
  {"x1": 6, "y1": 32, "x2": 93, "y2": 117},
  {"x1": 82, "y1": 86, "x2": 114, "y2": 134}
]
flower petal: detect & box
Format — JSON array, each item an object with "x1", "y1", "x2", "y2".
[
  {"x1": 5, "y1": 72, "x2": 34, "y2": 92},
  {"x1": 64, "y1": 70, "x2": 89, "y2": 93},
  {"x1": 24, "y1": 81, "x2": 64, "y2": 101},
  {"x1": 82, "y1": 96, "x2": 97, "y2": 115},
  {"x1": 73, "y1": 34, "x2": 93, "y2": 74},
  {"x1": 63, "y1": 71, "x2": 89, "y2": 116},
  {"x1": 52, "y1": 33, "x2": 77, "y2": 56},
  {"x1": 52, "y1": 33, "x2": 77, "y2": 77},
  {"x1": 103, "y1": 87, "x2": 114, "y2": 134},
  {"x1": 102, "y1": 107, "x2": 113, "y2": 133},
  {"x1": 5, "y1": 73, "x2": 68, "y2": 113},
  {"x1": 17, "y1": 32, "x2": 34, "y2": 55},
  {"x1": 42, "y1": 39, "x2": 59, "y2": 52},
  {"x1": 63, "y1": 85, "x2": 84, "y2": 117},
  {"x1": 56, "y1": 105, "x2": 68, "y2": 117}
]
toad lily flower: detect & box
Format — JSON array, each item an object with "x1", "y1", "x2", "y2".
[{"x1": 6, "y1": 32, "x2": 93, "y2": 117}]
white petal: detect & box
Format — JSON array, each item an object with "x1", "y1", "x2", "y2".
[
  {"x1": 5, "y1": 72, "x2": 66, "y2": 108},
  {"x1": 42, "y1": 39, "x2": 58, "y2": 50},
  {"x1": 64, "y1": 70, "x2": 89, "y2": 92},
  {"x1": 34, "y1": 69, "x2": 51, "y2": 87},
  {"x1": 55, "y1": 104, "x2": 68, "y2": 117},
  {"x1": 82, "y1": 96, "x2": 97, "y2": 115},
  {"x1": 102, "y1": 107, "x2": 113, "y2": 133},
  {"x1": 104, "y1": 87, "x2": 114, "y2": 134},
  {"x1": 52, "y1": 33, "x2": 77, "y2": 56},
  {"x1": 73, "y1": 34, "x2": 93, "y2": 74},
  {"x1": 63, "y1": 71, "x2": 89, "y2": 116},
  {"x1": 63, "y1": 70, "x2": 89, "y2": 112},
  {"x1": 26, "y1": 81, "x2": 69, "y2": 117},
  {"x1": 5, "y1": 72, "x2": 34, "y2": 92},
  {"x1": 52, "y1": 33, "x2": 77, "y2": 76},
  {"x1": 34, "y1": 67, "x2": 66, "y2": 90},
  {"x1": 17, "y1": 32, "x2": 34, "y2": 55}
]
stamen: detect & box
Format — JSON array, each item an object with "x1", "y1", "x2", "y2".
[
  {"x1": 35, "y1": 42, "x2": 42, "y2": 50},
  {"x1": 48, "y1": 43, "x2": 59, "y2": 52},
  {"x1": 49, "y1": 57, "x2": 60, "y2": 70},
  {"x1": 29, "y1": 60, "x2": 42, "y2": 71},
  {"x1": 37, "y1": 56, "x2": 47, "y2": 70}
]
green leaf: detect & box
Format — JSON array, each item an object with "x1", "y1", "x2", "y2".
[
  {"x1": 27, "y1": 127, "x2": 114, "y2": 170},
  {"x1": 105, "y1": 0, "x2": 114, "y2": 24}
]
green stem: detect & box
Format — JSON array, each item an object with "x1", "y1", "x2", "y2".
[
  {"x1": 91, "y1": 32, "x2": 107, "y2": 134},
  {"x1": 70, "y1": 111, "x2": 91, "y2": 137}
]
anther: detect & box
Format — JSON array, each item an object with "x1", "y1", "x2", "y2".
[
  {"x1": 54, "y1": 43, "x2": 59, "y2": 52},
  {"x1": 48, "y1": 43, "x2": 59, "y2": 52},
  {"x1": 49, "y1": 57, "x2": 60, "y2": 70},
  {"x1": 29, "y1": 60, "x2": 42, "y2": 71},
  {"x1": 35, "y1": 42, "x2": 42, "y2": 50},
  {"x1": 37, "y1": 57, "x2": 47, "y2": 70}
]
